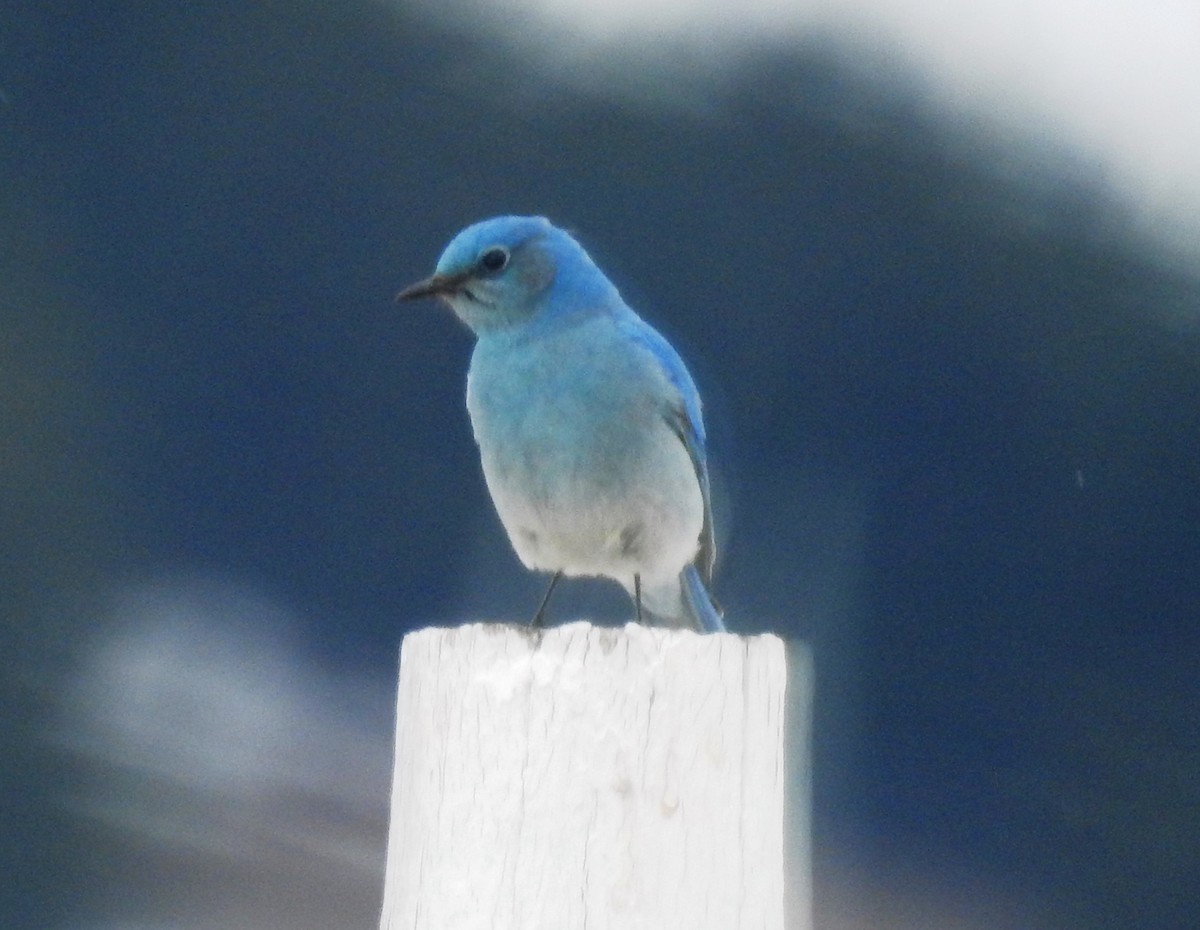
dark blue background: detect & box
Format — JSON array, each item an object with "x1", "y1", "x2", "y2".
[{"x1": 3, "y1": 2, "x2": 1198, "y2": 928}]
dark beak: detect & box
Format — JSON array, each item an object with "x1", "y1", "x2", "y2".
[{"x1": 394, "y1": 270, "x2": 471, "y2": 302}]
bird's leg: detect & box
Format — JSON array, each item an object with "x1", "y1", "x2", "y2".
[
  {"x1": 530, "y1": 570, "x2": 563, "y2": 628},
  {"x1": 634, "y1": 573, "x2": 643, "y2": 623}
]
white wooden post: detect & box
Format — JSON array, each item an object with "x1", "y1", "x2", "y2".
[{"x1": 378, "y1": 621, "x2": 803, "y2": 930}]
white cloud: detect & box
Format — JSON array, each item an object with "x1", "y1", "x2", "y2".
[
  {"x1": 409, "y1": 0, "x2": 1200, "y2": 269},
  {"x1": 58, "y1": 577, "x2": 393, "y2": 928},
  {"x1": 859, "y1": 0, "x2": 1200, "y2": 259}
]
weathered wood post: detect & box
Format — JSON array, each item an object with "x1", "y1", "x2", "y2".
[{"x1": 378, "y1": 621, "x2": 805, "y2": 930}]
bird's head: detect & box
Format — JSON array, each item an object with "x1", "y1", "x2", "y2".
[{"x1": 396, "y1": 215, "x2": 617, "y2": 334}]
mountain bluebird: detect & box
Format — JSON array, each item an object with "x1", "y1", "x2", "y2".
[{"x1": 397, "y1": 216, "x2": 726, "y2": 633}]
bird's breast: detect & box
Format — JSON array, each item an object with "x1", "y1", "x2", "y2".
[
  {"x1": 463, "y1": 320, "x2": 703, "y2": 581},
  {"x1": 467, "y1": 335, "x2": 651, "y2": 481}
]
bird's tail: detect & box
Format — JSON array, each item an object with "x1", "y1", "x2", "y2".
[
  {"x1": 681, "y1": 564, "x2": 726, "y2": 633},
  {"x1": 640, "y1": 565, "x2": 726, "y2": 633}
]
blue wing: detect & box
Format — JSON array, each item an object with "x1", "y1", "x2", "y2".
[{"x1": 619, "y1": 316, "x2": 716, "y2": 584}]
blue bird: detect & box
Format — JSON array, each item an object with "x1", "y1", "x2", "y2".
[{"x1": 397, "y1": 216, "x2": 726, "y2": 633}]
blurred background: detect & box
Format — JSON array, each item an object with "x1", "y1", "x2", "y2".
[{"x1": 3, "y1": 1, "x2": 1198, "y2": 928}]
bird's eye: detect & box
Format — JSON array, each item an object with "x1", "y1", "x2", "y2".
[{"x1": 479, "y1": 247, "x2": 509, "y2": 273}]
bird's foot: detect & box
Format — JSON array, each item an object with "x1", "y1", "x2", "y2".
[{"x1": 529, "y1": 570, "x2": 563, "y2": 628}]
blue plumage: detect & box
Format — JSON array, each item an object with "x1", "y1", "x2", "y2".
[{"x1": 397, "y1": 216, "x2": 725, "y2": 633}]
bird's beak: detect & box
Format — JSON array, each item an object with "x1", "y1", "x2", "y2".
[{"x1": 394, "y1": 270, "x2": 471, "y2": 302}]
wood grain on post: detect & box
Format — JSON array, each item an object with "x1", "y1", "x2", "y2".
[{"x1": 379, "y1": 621, "x2": 798, "y2": 930}]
